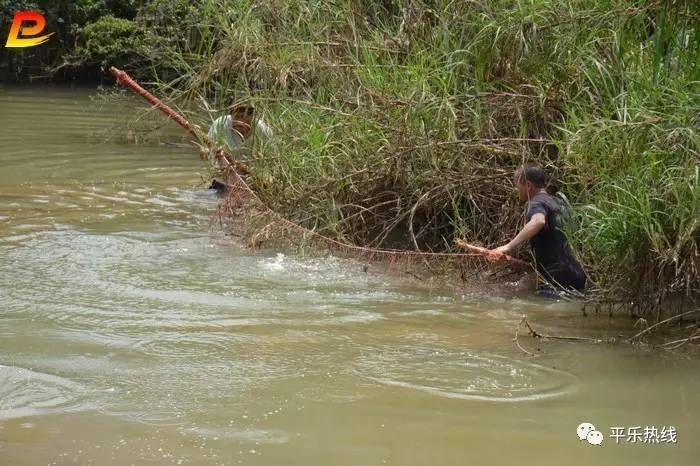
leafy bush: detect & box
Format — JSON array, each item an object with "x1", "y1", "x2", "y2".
[{"x1": 72, "y1": 14, "x2": 145, "y2": 68}]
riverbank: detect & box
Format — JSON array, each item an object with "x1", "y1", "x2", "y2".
[{"x1": 6, "y1": 1, "x2": 698, "y2": 322}]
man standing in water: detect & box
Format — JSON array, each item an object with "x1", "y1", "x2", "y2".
[
  {"x1": 205, "y1": 104, "x2": 272, "y2": 191},
  {"x1": 207, "y1": 105, "x2": 272, "y2": 158},
  {"x1": 489, "y1": 164, "x2": 586, "y2": 296}
]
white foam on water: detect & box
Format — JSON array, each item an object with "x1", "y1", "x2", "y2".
[{"x1": 260, "y1": 253, "x2": 286, "y2": 272}]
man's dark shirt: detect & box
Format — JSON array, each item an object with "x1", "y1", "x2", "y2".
[{"x1": 526, "y1": 192, "x2": 585, "y2": 291}]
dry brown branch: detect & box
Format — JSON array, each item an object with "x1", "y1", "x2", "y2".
[
  {"x1": 627, "y1": 309, "x2": 700, "y2": 343},
  {"x1": 514, "y1": 315, "x2": 537, "y2": 356},
  {"x1": 522, "y1": 316, "x2": 606, "y2": 343},
  {"x1": 662, "y1": 329, "x2": 700, "y2": 350}
]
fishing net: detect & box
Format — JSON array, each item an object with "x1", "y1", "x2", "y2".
[{"x1": 110, "y1": 67, "x2": 530, "y2": 291}]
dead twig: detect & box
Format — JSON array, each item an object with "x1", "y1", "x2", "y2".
[
  {"x1": 514, "y1": 315, "x2": 537, "y2": 356},
  {"x1": 627, "y1": 309, "x2": 700, "y2": 343},
  {"x1": 522, "y1": 316, "x2": 606, "y2": 343},
  {"x1": 662, "y1": 329, "x2": 700, "y2": 350}
]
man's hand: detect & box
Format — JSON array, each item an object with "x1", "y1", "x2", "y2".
[
  {"x1": 455, "y1": 239, "x2": 530, "y2": 269},
  {"x1": 492, "y1": 245, "x2": 512, "y2": 255},
  {"x1": 487, "y1": 245, "x2": 511, "y2": 262}
]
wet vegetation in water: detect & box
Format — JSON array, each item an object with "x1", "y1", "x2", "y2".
[{"x1": 2, "y1": 0, "x2": 698, "y2": 323}]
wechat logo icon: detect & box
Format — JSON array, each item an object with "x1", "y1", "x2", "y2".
[{"x1": 577, "y1": 422, "x2": 604, "y2": 446}]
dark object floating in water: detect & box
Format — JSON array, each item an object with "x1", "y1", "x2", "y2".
[{"x1": 208, "y1": 178, "x2": 227, "y2": 193}]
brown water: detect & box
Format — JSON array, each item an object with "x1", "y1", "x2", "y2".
[{"x1": 0, "y1": 87, "x2": 698, "y2": 465}]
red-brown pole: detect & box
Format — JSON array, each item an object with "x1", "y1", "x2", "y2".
[
  {"x1": 455, "y1": 239, "x2": 529, "y2": 268},
  {"x1": 109, "y1": 66, "x2": 242, "y2": 171}
]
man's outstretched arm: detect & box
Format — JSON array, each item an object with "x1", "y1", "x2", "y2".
[{"x1": 489, "y1": 213, "x2": 546, "y2": 258}]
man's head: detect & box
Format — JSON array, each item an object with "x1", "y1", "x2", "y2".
[
  {"x1": 514, "y1": 163, "x2": 548, "y2": 202},
  {"x1": 230, "y1": 105, "x2": 255, "y2": 138}
]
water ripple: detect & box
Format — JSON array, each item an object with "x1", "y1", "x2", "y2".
[
  {"x1": 356, "y1": 344, "x2": 577, "y2": 402},
  {"x1": 0, "y1": 365, "x2": 88, "y2": 420}
]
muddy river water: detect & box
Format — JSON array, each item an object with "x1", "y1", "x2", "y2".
[{"x1": 0, "y1": 87, "x2": 698, "y2": 465}]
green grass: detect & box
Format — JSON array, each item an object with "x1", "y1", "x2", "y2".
[{"x1": 91, "y1": 0, "x2": 699, "y2": 319}]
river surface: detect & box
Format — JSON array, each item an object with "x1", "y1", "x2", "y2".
[{"x1": 0, "y1": 87, "x2": 698, "y2": 465}]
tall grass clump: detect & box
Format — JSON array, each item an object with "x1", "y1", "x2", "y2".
[{"x1": 105, "y1": 0, "x2": 698, "y2": 320}]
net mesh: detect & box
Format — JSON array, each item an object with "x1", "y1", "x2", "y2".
[{"x1": 110, "y1": 67, "x2": 530, "y2": 290}]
